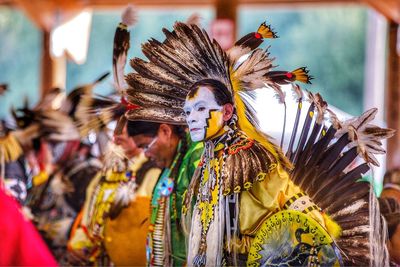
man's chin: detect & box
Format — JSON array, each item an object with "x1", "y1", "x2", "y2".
[
  {"x1": 147, "y1": 155, "x2": 164, "y2": 168},
  {"x1": 155, "y1": 160, "x2": 165, "y2": 168},
  {"x1": 190, "y1": 133, "x2": 205, "y2": 142}
]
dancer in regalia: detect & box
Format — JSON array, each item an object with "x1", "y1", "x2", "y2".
[{"x1": 124, "y1": 21, "x2": 393, "y2": 266}]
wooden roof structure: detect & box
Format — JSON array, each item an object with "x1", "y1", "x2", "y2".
[
  {"x1": 0, "y1": 0, "x2": 398, "y2": 31},
  {"x1": 0, "y1": 0, "x2": 399, "y2": 169}
]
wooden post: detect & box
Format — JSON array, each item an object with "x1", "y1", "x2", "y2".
[
  {"x1": 40, "y1": 29, "x2": 67, "y2": 97},
  {"x1": 41, "y1": 30, "x2": 55, "y2": 97},
  {"x1": 211, "y1": 0, "x2": 238, "y2": 49},
  {"x1": 386, "y1": 22, "x2": 400, "y2": 170},
  {"x1": 215, "y1": 0, "x2": 237, "y2": 23}
]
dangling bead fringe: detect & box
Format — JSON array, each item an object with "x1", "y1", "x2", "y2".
[
  {"x1": 193, "y1": 237, "x2": 207, "y2": 266},
  {"x1": 193, "y1": 253, "x2": 206, "y2": 267}
]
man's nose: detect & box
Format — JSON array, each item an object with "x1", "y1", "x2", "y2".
[
  {"x1": 114, "y1": 136, "x2": 121, "y2": 144},
  {"x1": 144, "y1": 150, "x2": 152, "y2": 158},
  {"x1": 187, "y1": 112, "x2": 197, "y2": 124}
]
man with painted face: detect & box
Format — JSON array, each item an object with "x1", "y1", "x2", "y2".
[
  {"x1": 182, "y1": 79, "x2": 324, "y2": 266},
  {"x1": 184, "y1": 80, "x2": 233, "y2": 143},
  {"x1": 128, "y1": 121, "x2": 203, "y2": 266}
]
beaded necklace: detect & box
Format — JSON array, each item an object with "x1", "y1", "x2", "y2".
[
  {"x1": 193, "y1": 121, "x2": 236, "y2": 266},
  {"x1": 87, "y1": 170, "x2": 132, "y2": 244}
]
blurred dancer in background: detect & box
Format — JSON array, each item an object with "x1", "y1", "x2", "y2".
[
  {"x1": 380, "y1": 170, "x2": 400, "y2": 265},
  {"x1": 0, "y1": 186, "x2": 57, "y2": 266}
]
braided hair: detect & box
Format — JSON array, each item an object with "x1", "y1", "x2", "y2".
[{"x1": 169, "y1": 125, "x2": 189, "y2": 180}]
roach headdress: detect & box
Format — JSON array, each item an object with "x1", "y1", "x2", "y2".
[{"x1": 125, "y1": 22, "x2": 310, "y2": 166}]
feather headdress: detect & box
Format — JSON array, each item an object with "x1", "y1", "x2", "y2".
[
  {"x1": 0, "y1": 84, "x2": 8, "y2": 96},
  {"x1": 272, "y1": 86, "x2": 393, "y2": 266},
  {"x1": 125, "y1": 22, "x2": 309, "y2": 165}
]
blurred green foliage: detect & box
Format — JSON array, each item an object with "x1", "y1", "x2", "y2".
[
  {"x1": 0, "y1": 7, "x2": 41, "y2": 118},
  {"x1": 239, "y1": 6, "x2": 367, "y2": 115},
  {"x1": 0, "y1": 5, "x2": 367, "y2": 118}
]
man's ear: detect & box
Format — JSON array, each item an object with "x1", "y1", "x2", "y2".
[
  {"x1": 222, "y1": 103, "x2": 234, "y2": 122},
  {"x1": 159, "y1": 123, "x2": 173, "y2": 140}
]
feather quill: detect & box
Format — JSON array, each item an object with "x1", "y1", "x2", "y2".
[{"x1": 113, "y1": 5, "x2": 137, "y2": 92}]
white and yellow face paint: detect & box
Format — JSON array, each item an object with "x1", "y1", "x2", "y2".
[{"x1": 183, "y1": 86, "x2": 225, "y2": 142}]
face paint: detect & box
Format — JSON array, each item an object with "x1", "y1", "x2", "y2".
[
  {"x1": 183, "y1": 86, "x2": 225, "y2": 142},
  {"x1": 205, "y1": 110, "x2": 224, "y2": 140}
]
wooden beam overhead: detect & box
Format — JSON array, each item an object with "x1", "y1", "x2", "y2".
[
  {"x1": 239, "y1": 0, "x2": 358, "y2": 4},
  {"x1": 3, "y1": 0, "x2": 399, "y2": 28},
  {"x1": 13, "y1": 0, "x2": 85, "y2": 31},
  {"x1": 362, "y1": 0, "x2": 399, "y2": 24},
  {"x1": 9, "y1": 0, "x2": 214, "y2": 31},
  {"x1": 84, "y1": 0, "x2": 213, "y2": 8}
]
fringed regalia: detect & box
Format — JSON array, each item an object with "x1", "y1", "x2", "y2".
[{"x1": 68, "y1": 146, "x2": 159, "y2": 265}]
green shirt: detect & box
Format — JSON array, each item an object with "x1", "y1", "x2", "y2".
[{"x1": 148, "y1": 139, "x2": 203, "y2": 266}]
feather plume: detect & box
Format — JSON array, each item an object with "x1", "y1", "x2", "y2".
[
  {"x1": 223, "y1": 134, "x2": 277, "y2": 194},
  {"x1": 291, "y1": 84, "x2": 303, "y2": 101},
  {"x1": 75, "y1": 93, "x2": 122, "y2": 136},
  {"x1": 39, "y1": 110, "x2": 81, "y2": 141},
  {"x1": 233, "y1": 48, "x2": 274, "y2": 90},
  {"x1": 270, "y1": 85, "x2": 286, "y2": 105},
  {"x1": 113, "y1": 5, "x2": 137, "y2": 92},
  {"x1": 102, "y1": 143, "x2": 128, "y2": 172},
  {"x1": 186, "y1": 13, "x2": 202, "y2": 26},
  {"x1": 286, "y1": 86, "x2": 392, "y2": 265},
  {"x1": 60, "y1": 72, "x2": 110, "y2": 116},
  {"x1": 227, "y1": 21, "x2": 277, "y2": 65},
  {"x1": 110, "y1": 180, "x2": 137, "y2": 219},
  {"x1": 34, "y1": 87, "x2": 64, "y2": 111},
  {"x1": 126, "y1": 22, "x2": 231, "y2": 121},
  {"x1": 12, "y1": 124, "x2": 41, "y2": 147},
  {"x1": 126, "y1": 21, "x2": 289, "y2": 166},
  {"x1": 267, "y1": 67, "x2": 313, "y2": 85},
  {"x1": 313, "y1": 93, "x2": 327, "y2": 124},
  {"x1": 121, "y1": 5, "x2": 137, "y2": 27},
  {"x1": 0, "y1": 84, "x2": 8, "y2": 96},
  {"x1": 0, "y1": 132, "x2": 23, "y2": 163}
]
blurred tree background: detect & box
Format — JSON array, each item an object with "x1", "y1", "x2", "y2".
[
  {"x1": 0, "y1": 5, "x2": 366, "y2": 118},
  {"x1": 239, "y1": 6, "x2": 367, "y2": 116},
  {"x1": 0, "y1": 7, "x2": 41, "y2": 117}
]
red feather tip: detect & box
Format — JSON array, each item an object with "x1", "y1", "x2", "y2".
[{"x1": 121, "y1": 97, "x2": 140, "y2": 110}]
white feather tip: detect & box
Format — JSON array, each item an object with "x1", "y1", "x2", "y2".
[{"x1": 121, "y1": 5, "x2": 138, "y2": 27}]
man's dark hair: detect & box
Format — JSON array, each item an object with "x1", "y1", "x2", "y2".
[
  {"x1": 126, "y1": 120, "x2": 160, "y2": 137},
  {"x1": 126, "y1": 120, "x2": 186, "y2": 139},
  {"x1": 188, "y1": 79, "x2": 233, "y2": 106}
]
